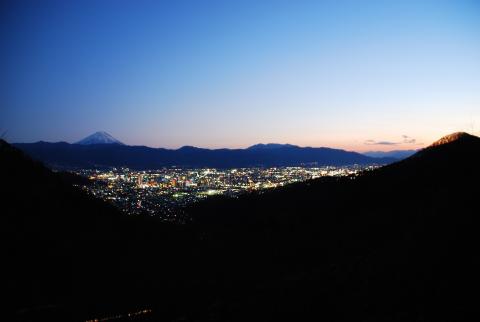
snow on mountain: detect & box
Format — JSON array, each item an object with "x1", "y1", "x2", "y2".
[{"x1": 76, "y1": 131, "x2": 124, "y2": 145}]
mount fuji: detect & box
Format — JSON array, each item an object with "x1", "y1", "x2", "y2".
[{"x1": 75, "y1": 131, "x2": 124, "y2": 145}]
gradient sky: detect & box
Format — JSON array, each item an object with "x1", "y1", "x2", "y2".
[{"x1": 1, "y1": 0, "x2": 479, "y2": 151}]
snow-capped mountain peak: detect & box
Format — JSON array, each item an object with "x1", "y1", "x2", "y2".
[{"x1": 76, "y1": 131, "x2": 124, "y2": 145}]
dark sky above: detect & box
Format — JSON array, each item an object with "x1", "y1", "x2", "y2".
[{"x1": 2, "y1": 0, "x2": 479, "y2": 150}]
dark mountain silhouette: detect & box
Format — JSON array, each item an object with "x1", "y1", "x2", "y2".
[
  {"x1": 13, "y1": 141, "x2": 393, "y2": 169},
  {"x1": 247, "y1": 143, "x2": 300, "y2": 150},
  {"x1": 181, "y1": 132, "x2": 480, "y2": 321},
  {"x1": 3, "y1": 132, "x2": 480, "y2": 321},
  {"x1": 428, "y1": 131, "x2": 473, "y2": 147},
  {"x1": 1, "y1": 139, "x2": 196, "y2": 321},
  {"x1": 363, "y1": 149, "x2": 417, "y2": 159}
]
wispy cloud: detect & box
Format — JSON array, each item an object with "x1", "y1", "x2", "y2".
[
  {"x1": 364, "y1": 140, "x2": 398, "y2": 145},
  {"x1": 401, "y1": 135, "x2": 416, "y2": 144},
  {"x1": 365, "y1": 135, "x2": 421, "y2": 146}
]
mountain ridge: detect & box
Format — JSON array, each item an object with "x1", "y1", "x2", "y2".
[
  {"x1": 362, "y1": 149, "x2": 417, "y2": 159},
  {"x1": 13, "y1": 141, "x2": 394, "y2": 169},
  {"x1": 429, "y1": 131, "x2": 476, "y2": 147},
  {"x1": 247, "y1": 143, "x2": 300, "y2": 150}
]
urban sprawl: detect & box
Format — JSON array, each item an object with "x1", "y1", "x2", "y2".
[{"x1": 75, "y1": 165, "x2": 378, "y2": 222}]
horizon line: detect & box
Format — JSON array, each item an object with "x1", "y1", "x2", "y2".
[{"x1": 9, "y1": 138, "x2": 425, "y2": 154}]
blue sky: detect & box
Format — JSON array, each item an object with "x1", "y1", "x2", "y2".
[{"x1": 1, "y1": 0, "x2": 479, "y2": 150}]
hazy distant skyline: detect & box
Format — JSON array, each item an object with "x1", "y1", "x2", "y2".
[{"x1": 2, "y1": 0, "x2": 480, "y2": 151}]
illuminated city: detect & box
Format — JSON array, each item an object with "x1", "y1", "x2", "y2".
[{"x1": 74, "y1": 165, "x2": 378, "y2": 222}]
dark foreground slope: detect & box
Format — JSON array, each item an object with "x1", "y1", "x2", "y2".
[
  {"x1": 185, "y1": 132, "x2": 480, "y2": 321},
  {"x1": 1, "y1": 140, "x2": 198, "y2": 321},
  {"x1": 3, "y1": 132, "x2": 480, "y2": 321}
]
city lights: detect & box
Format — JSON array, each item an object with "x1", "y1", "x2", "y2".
[{"x1": 74, "y1": 165, "x2": 378, "y2": 222}]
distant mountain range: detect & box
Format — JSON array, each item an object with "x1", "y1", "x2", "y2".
[
  {"x1": 247, "y1": 143, "x2": 300, "y2": 150},
  {"x1": 362, "y1": 149, "x2": 417, "y2": 159},
  {"x1": 13, "y1": 132, "x2": 396, "y2": 169}
]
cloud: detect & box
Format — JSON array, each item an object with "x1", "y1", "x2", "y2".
[
  {"x1": 364, "y1": 140, "x2": 399, "y2": 145},
  {"x1": 365, "y1": 135, "x2": 419, "y2": 146},
  {"x1": 402, "y1": 135, "x2": 416, "y2": 144}
]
